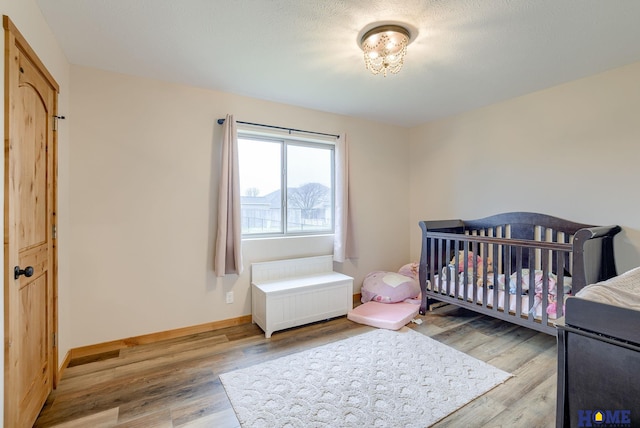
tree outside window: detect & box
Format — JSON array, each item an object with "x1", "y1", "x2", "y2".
[{"x1": 238, "y1": 135, "x2": 334, "y2": 236}]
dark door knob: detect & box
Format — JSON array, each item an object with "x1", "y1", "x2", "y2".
[{"x1": 14, "y1": 266, "x2": 34, "y2": 280}]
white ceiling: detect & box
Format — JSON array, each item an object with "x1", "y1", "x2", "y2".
[{"x1": 35, "y1": 0, "x2": 640, "y2": 127}]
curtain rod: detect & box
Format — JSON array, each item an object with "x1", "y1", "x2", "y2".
[{"x1": 216, "y1": 118, "x2": 339, "y2": 139}]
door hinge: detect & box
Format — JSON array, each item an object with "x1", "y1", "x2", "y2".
[
  {"x1": 52, "y1": 224, "x2": 57, "y2": 239},
  {"x1": 53, "y1": 115, "x2": 66, "y2": 132},
  {"x1": 52, "y1": 332, "x2": 57, "y2": 348}
]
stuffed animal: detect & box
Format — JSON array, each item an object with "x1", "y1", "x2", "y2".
[
  {"x1": 450, "y1": 251, "x2": 493, "y2": 286},
  {"x1": 450, "y1": 250, "x2": 477, "y2": 273},
  {"x1": 477, "y1": 257, "x2": 494, "y2": 276},
  {"x1": 397, "y1": 262, "x2": 419, "y2": 280}
]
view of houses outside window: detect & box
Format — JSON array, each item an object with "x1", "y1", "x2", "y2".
[{"x1": 238, "y1": 135, "x2": 334, "y2": 235}]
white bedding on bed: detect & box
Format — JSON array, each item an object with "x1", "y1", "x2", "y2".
[{"x1": 574, "y1": 266, "x2": 640, "y2": 310}]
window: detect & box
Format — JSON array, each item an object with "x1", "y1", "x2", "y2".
[{"x1": 238, "y1": 133, "x2": 335, "y2": 236}]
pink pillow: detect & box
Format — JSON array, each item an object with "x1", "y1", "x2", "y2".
[{"x1": 361, "y1": 271, "x2": 420, "y2": 304}]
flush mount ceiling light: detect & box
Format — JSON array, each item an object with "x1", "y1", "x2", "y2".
[{"x1": 359, "y1": 24, "x2": 412, "y2": 77}]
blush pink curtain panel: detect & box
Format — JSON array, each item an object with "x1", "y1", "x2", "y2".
[
  {"x1": 333, "y1": 133, "x2": 357, "y2": 262},
  {"x1": 214, "y1": 114, "x2": 243, "y2": 276}
]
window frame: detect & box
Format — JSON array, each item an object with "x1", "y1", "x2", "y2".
[{"x1": 238, "y1": 130, "x2": 336, "y2": 238}]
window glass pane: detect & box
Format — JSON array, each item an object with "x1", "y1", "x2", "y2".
[
  {"x1": 286, "y1": 144, "x2": 333, "y2": 233},
  {"x1": 238, "y1": 138, "x2": 282, "y2": 234}
]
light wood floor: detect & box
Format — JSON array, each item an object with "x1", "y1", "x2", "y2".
[{"x1": 35, "y1": 305, "x2": 558, "y2": 427}]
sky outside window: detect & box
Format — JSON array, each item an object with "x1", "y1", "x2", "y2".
[{"x1": 238, "y1": 138, "x2": 332, "y2": 197}]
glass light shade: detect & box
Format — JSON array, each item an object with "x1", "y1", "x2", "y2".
[{"x1": 360, "y1": 25, "x2": 410, "y2": 77}]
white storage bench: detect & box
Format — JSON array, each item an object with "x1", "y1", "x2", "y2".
[{"x1": 251, "y1": 255, "x2": 354, "y2": 338}]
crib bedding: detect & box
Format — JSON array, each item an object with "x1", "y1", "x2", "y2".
[
  {"x1": 439, "y1": 266, "x2": 572, "y2": 294},
  {"x1": 429, "y1": 269, "x2": 569, "y2": 319}
]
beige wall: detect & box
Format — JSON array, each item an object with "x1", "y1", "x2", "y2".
[
  {"x1": 409, "y1": 61, "x2": 640, "y2": 273},
  {"x1": 1, "y1": 0, "x2": 71, "y2": 419},
  {"x1": 69, "y1": 65, "x2": 411, "y2": 348}
]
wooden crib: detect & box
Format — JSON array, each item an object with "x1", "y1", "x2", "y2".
[{"x1": 418, "y1": 212, "x2": 620, "y2": 335}]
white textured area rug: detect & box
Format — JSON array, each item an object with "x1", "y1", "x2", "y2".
[{"x1": 219, "y1": 328, "x2": 512, "y2": 428}]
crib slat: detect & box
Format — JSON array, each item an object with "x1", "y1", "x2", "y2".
[
  {"x1": 462, "y1": 245, "x2": 469, "y2": 301},
  {"x1": 449, "y1": 238, "x2": 453, "y2": 295},
  {"x1": 492, "y1": 244, "x2": 499, "y2": 314},
  {"x1": 429, "y1": 237, "x2": 436, "y2": 296},
  {"x1": 444, "y1": 239, "x2": 451, "y2": 297},
  {"x1": 515, "y1": 246, "x2": 523, "y2": 317},
  {"x1": 481, "y1": 241, "x2": 489, "y2": 308},
  {"x1": 541, "y1": 248, "x2": 550, "y2": 326},
  {"x1": 528, "y1": 252, "x2": 536, "y2": 322},
  {"x1": 471, "y1": 241, "x2": 478, "y2": 303},
  {"x1": 556, "y1": 250, "x2": 565, "y2": 318}
]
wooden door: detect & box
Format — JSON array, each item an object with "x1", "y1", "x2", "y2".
[{"x1": 4, "y1": 16, "x2": 59, "y2": 428}]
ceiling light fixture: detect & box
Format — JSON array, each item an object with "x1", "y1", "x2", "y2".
[{"x1": 359, "y1": 24, "x2": 411, "y2": 77}]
